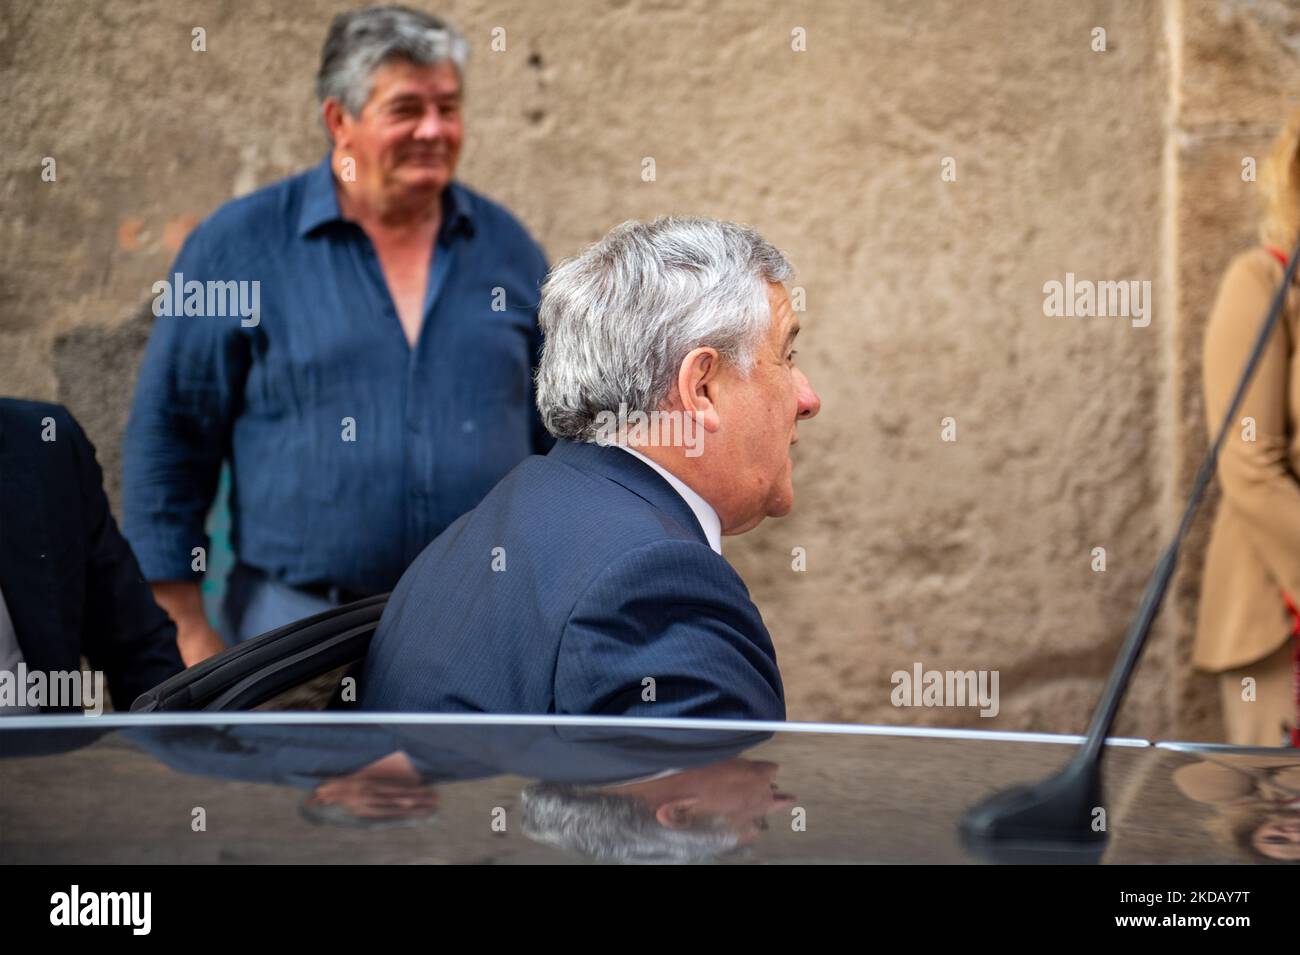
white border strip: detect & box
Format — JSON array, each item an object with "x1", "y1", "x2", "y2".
[{"x1": 0, "y1": 711, "x2": 1151, "y2": 747}]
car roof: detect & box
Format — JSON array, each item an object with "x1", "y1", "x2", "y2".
[{"x1": 7, "y1": 715, "x2": 1284, "y2": 863}]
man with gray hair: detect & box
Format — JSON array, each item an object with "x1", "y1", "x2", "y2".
[
  {"x1": 520, "y1": 753, "x2": 796, "y2": 862},
  {"x1": 361, "y1": 217, "x2": 821, "y2": 718},
  {"x1": 124, "y1": 6, "x2": 551, "y2": 665}
]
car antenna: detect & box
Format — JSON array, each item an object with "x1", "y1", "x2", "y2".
[{"x1": 959, "y1": 233, "x2": 1300, "y2": 863}]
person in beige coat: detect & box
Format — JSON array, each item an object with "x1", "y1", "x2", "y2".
[{"x1": 1196, "y1": 111, "x2": 1300, "y2": 747}]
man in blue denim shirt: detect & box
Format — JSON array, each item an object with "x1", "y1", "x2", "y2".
[{"x1": 123, "y1": 7, "x2": 550, "y2": 664}]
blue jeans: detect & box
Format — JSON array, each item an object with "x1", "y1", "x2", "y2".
[{"x1": 219, "y1": 564, "x2": 339, "y2": 644}]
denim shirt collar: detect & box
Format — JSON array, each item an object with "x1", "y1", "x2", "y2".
[{"x1": 297, "y1": 153, "x2": 475, "y2": 241}]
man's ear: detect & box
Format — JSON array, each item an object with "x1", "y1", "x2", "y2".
[
  {"x1": 322, "y1": 98, "x2": 349, "y2": 147},
  {"x1": 655, "y1": 797, "x2": 701, "y2": 830},
  {"x1": 677, "y1": 347, "x2": 722, "y2": 434}
]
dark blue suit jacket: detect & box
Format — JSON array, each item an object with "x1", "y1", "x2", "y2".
[
  {"x1": 360, "y1": 439, "x2": 785, "y2": 719},
  {"x1": 0, "y1": 400, "x2": 183, "y2": 710}
]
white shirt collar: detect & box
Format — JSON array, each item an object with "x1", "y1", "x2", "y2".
[
  {"x1": 617, "y1": 446, "x2": 723, "y2": 555},
  {"x1": 603, "y1": 767, "x2": 686, "y2": 787}
]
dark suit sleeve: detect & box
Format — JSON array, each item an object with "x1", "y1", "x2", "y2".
[
  {"x1": 65, "y1": 410, "x2": 184, "y2": 706},
  {"x1": 557, "y1": 540, "x2": 785, "y2": 720}
]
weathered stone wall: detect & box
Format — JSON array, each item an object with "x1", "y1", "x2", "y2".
[{"x1": 1, "y1": 0, "x2": 1294, "y2": 739}]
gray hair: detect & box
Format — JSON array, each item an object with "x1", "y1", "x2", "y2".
[
  {"x1": 316, "y1": 5, "x2": 469, "y2": 119},
  {"x1": 520, "y1": 782, "x2": 740, "y2": 863},
  {"x1": 535, "y1": 217, "x2": 793, "y2": 442}
]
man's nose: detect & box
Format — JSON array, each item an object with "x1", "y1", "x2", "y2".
[
  {"x1": 413, "y1": 106, "x2": 443, "y2": 139},
  {"x1": 795, "y1": 367, "x2": 821, "y2": 420}
]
